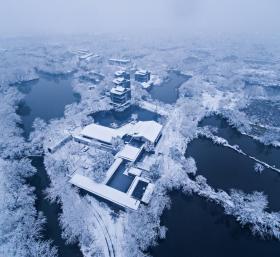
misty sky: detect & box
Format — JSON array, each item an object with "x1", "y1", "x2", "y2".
[{"x1": 0, "y1": 0, "x2": 279, "y2": 37}]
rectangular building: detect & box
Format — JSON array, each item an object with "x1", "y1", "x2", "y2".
[
  {"x1": 110, "y1": 86, "x2": 131, "y2": 111},
  {"x1": 135, "y1": 70, "x2": 151, "y2": 83}
]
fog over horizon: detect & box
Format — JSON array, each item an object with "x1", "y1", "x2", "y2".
[{"x1": 0, "y1": 0, "x2": 279, "y2": 38}]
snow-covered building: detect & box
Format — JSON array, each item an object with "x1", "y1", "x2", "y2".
[
  {"x1": 108, "y1": 58, "x2": 130, "y2": 65},
  {"x1": 114, "y1": 70, "x2": 130, "y2": 80},
  {"x1": 127, "y1": 120, "x2": 162, "y2": 145},
  {"x1": 116, "y1": 144, "x2": 143, "y2": 162},
  {"x1": 135, "y1": 70, "x2": 151, "y2": 83},
  {"x1": 69, "y1": 173, "x2": 141, "y2": 210},
  {"x1": 77, "y1": 120, "x2": 163, "y2": 147},
  {"x1": 110, "y1": 86, "x2": 131, "y2": 111},
  {"x1": 70, "y1": 159, "x2": 155, "y2": 210},
  {"x1": 113, "y1": 77, "x2": 131, "y2": 88},
  {"x1": 70, "y1": 120, "x2": 163, "y2": 210},
  {"x1": 79, "y1": 123, "x2": 130, "y2": 145}
]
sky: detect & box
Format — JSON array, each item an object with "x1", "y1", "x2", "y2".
[{"x1": 0, "y1": 0, "x2": 279, "y2": 37}]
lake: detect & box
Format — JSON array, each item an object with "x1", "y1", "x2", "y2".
[
  {"x1": 16, "y1": 74, "x2": 80, "y2": 138},
  {"x1": 151, "y1": 115, "x2": 280, "y2": 257},
  {"x1": 17, "y1": 74, "x2": 83, "y2": 257},
  {"x1": 199, "y1": 115, "x2": 280, "y2": 168},
  {"x1": 150, "y1": 192, "x2": 280, "y2": 257},
  {"x1": 91, "y1": 105, "x2": 162, "y2": 127},
  {"x1": 149, "y1": 70, "x2": 191, "y2": 104}
]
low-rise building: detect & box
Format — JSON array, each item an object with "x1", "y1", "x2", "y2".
[
  {"x1": 77, "y1": 120, "x2": 163, "y2": 147},
  {"x1": 70, "y1": 120, "x2": 163, "y2": 210},
  {"x1": 135, "y1": 70, "x2": 151, "y2": 83},
  {"x1": 108, "y1": 58, "x2": 130, "y2": 65}
]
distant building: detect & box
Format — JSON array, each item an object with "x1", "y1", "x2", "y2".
[
  {"x1": 113, "y1": 77, "x2": 131, "y2": 88},
  {"x1": 135, "y1": 70, "x2": 151, "y2": 83},
  {"x1": 110, "y1": 86, "x2": 131, "y2": 111},
  {"x1": 114, "y1": 70, "x2": 130, "y2": 80},
  {"x1": 108, "y1": 58, "x2": 130, "y2": 65}
]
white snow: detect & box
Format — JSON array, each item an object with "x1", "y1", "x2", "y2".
[
  {"x1": 116, "y1": 144, "x2": 143, "y2": 162},
  {"x1": 80, "y1": 123, "x2": 131, "y2": 144},
  {"x1": 70, "y1": 173, "x2": 140, "y2": 210},
  {"x1": 80, "y1": 121, "x2": 162, "y2": 145},
  {"x1": 104, "y1": 158, "x2": 124, "y2": 184},
  {"x1": 128, "y1": 121, "x2": 163, "y2": 144},
  {"x1": 110, "y1": 86, "x2": 126, "y2": 95},
  {"x1": 127, "y1": 167, "x2": 142, "y2": 176}
]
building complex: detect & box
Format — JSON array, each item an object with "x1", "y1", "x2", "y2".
[{"x1": 71, "y1": 120, "x2": 163, "y2": 210}]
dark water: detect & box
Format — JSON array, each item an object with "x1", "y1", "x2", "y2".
[
  {"x1": 131, "y1": 180, "x2": 148, "y2": 200},
  {"x1": 29, "y1": 157, "x2": 83, "y2": 257},
  {"x1": 91, "y1": 105, "x2": 161, "y2": 127},
  {"x1": 17, "y1": 74, "x2": 80, "y2": 138},
  {"x1": 17, "y1": 75, "x2": 83, "y2": 257},
  {"x1": 150, "y1": 193, "x2": 280, "y2": 257},
  {"x1": 199, "y1": 115, "x2": 280, "y2": 168},
  {"x1": 151, "y1": 116, "x2": 280, "y2": 257},
  {"x1": 149, "y1": 70, "x2": 191, "y2": 104},
  {"x1": 186, "y1": 137, "x2": 280, "y2": 211},
  {"x1": 106, "y1": 160, "x2": 135, "y2": 192}
]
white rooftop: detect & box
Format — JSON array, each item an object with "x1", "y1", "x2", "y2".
[
  {"x1": 81, "y1": 124, "x2": 120, "y2": 144},
  {"x1": 109, "y1": 58, "x2": 130, "y2": 63},
  {"x1": 81, "y1": 123, "x2": 132, "y2": 144},
  {"x1": 110, "y1": 86, "x2": 126, "y2": 95},
  {"x1": 116, "y1": 144, "x2": 143, "y2": 162},
  {"x1": 80, "y1": 120, "x2": 162, "y2": 145},
  {"x1": 129, "y1": 121, "x2": 163, "y2": 144},
  {"x1": 70, "y1": 174, "x2": 140, "y2": 210},
  {"x1": 141, "y1": 82, "x2": 152, "y2": 89},
  {"x1": 113, "y1": 77, "x2": 125, "y2": 84},
  {"x1": 135, "y1": 70, "x2": 149, "y2": 75},
  {"x1": 127, "y1": 167, "x2": 142, "y2": 176},
  {"x1": 115, "y1": 70, "x2": 126, "y2": 76},
  {"x1": 104, "y1": 158, "x2": 123, "y2": 184}
]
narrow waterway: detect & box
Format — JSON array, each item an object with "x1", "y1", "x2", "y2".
[
  {"x1": 17, "y1": 74, "x2": 83, "y2": 257},
  {"x1": 199, "y1": 115, "x2": 280, "y2": 168},
  {"x1": 151, "y1": 115, "x2": 280, "y2": 257},
  {"x1": 150, "y1": 192, "x2": 280, "y2": 257},
  {"x1": 29, "y1": 156, "x2": 83, "y2": 257},
  {"x1": 149, "y1": 70, "x2": 191, "y2": 104},
  {"x1": 186, "y1": 137, "x2": 280, "y2": 211}
]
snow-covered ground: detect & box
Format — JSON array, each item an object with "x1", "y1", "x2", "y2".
[{"x1": 1, "y1": 34, "x2": 280, "y2": 257}]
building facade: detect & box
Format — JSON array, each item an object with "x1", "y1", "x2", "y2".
[
  {"x1": 110, "y1": 86, "x2": 131, "y2": 111},
  {"x1": 135, "y1": 70, "x2": 151, "y2": 83}
]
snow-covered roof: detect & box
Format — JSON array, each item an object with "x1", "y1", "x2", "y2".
[
  {"x1": 116, "y1": 144, "x2": 143, "y2": 162},
  {"x1": 80, "y1": 120, "x2": 162, "y2": 145},
  {"x1": 141, "y1": 82, "x2": 152, "y2": 89},
  {"x1": 81, "y1": 124, "x2": 119, "y2": 144},
  {"x1": 70, "y1": 174, "x2": 140, "y2": 210},
  {"x1": 127, "y1": 167, "x2": 142, "y2": 176},
  {"x1": 80, "y1": 123, "x2": 132, "y2": 144},
  {"x1": 135, "y1": 70, "x2": 150, "y2": 75},
  {"x1": 129, "y1": 121, "x2": 162, "y2": 144},
  {"x1": 141, "y1": 183, "x2": 155, "y2": 204},
  {"x1": 109, "y1": 58, "x2": 130, "y2": 63},
  {"x1": 113, "y1": 77, "x2": 125, "y2": 84},
  {"x1": 115, "y1": 70, "x2": 126, "y2": 76},
  {"x1": 110, "y1": 86, "x2": 126, "y2": 95},
  {"x1": 104, "y1": 158, "x2": 123, "y2": 184}
]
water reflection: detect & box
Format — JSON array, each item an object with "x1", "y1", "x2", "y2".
[{"x1": 150, "y1": 193, "x2": 280, "y2": 257}]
